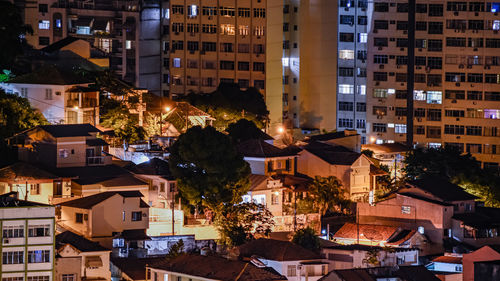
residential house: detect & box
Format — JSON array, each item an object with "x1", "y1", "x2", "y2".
[
  {"x1": 320, "y1": 265, "x2": 441, "y2": 281},
  {"x1": 56, "y1": 230, "x2": 111, "y2": 280},
  {"x1": 462, "y1": 245, "x2": 500, "y2": 281},
  {"x1": 361, "y1": 143, "x2": 409, "y2": 179},
  {"x1": 425, "y1": 255, "x2": 463, "y2": 281},
  {"x1": 237, "y1": 139, "x2": 298, "y2": 176},
  {"x1": 236, "y1": 238, "x2": 328, "y2": 281},
  {"x1": 147, "y1": 254, "x2": 287, "y2": 281},
  {"x1": 451, "y1": 206, "x2": 500, "y2": 248},
  {"x1": 111, "y1": 257, "x2": 166, "y2": 281},
  {"x1": 0, "y1": 162, "x2": 71, "y2": 204},
  {"x1": 0, "y1": 192, "x2": 55, "y2": 281},
  {"x1": 473, "y1": 260, "x2": 500, "y2": 281},
  {"x1": 58, "y1": 191, "x2": 149, "y2": 253},
  {"x1": 10, "y1": 124, "x2": 112, "y2": 168},
  {"x1": 1, "y1": 65, "x2": 97, "y2": 124},
  {"x1": 332, "y1": 223, "x2": 427, "y2": 254},
  {"x1": 244, "y1": 173, "x2": 320, "y2": 232},
  {"x1": 358, "y1": 177, "x2": 479, "y2": 253},
  {"x1": 297, "y1": 141, "x2": 385, "y2": 202},
  {"x1": 320, "y1": 241, "x2": 419, "y2": 270}
]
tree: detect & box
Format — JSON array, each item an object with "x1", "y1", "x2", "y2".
[
  {"x1": 403, "y1": 147, "x2": 500, "y2": 207},
  {"x1": 100, "y1": 106, "x2": 145, "y2": 144},
  {"x1": 169, "y1": 126, "x2": 251, "y2": 211},
  {"x1": 306, "y1": 176, "x2": 351, "y2": 215},
  {"x1": 361, "y1": 149, "x2": 374, "y2": 158},
  {"x1": 226, "y1": 119, "x2": 267, "y2": 143},
  {"x1": 215, "y1": 202, "x2": 275, "y2": 246},
  {"x1": 0, "y1": 2, "x2": 33, "y2": 70},
  {"x1": 0, "y1": 90, "x2": 47, "y2": 139},
  {"x1": 292, "y1": 227, "x2": 320, "y2": 253},
  {"x1": 184, "y1": 83, "x2": 269, "y2": 130},
  {"x1": 165, "y1": 239, "x2": 185, "y2": 260}
]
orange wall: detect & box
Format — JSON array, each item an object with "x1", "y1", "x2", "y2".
[{"x1": 462, "y1": 246, "x2": 500, "y2": 281}]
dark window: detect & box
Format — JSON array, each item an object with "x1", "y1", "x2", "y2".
[
  {"x1": 416, "y1": 4, "x2": 427, "y2": 13},
  {"x1": 238, "y1": 61, "x2": 249, "y2": 71},
  {"x1": 428, "y1": 4, "x2": 444, "y2": 16},
  {"x1": 373, "y1": 123, "x2": 387, "y2": 133},
  {"x1": 356, "y1": 102, "x2": 366, "y2": 112},
  {"x1": 339, "y1": 102, "x2": 354, "y2": 111},
  {"x1": 445, "y1": 90, "x2": 465, "y2": 99},
  {"x1": 374, "y1": 3, "x2": 389, "y2": 12},
  {"x1": 446, "y1": 37, "x2": 466, "y2": 47},
  {"x1": 373, "y1": 72, "x2": 388, "y2": 81},
  {"x1": 220, "y1": 61, "x2": 235, "y2": 70},
  {"x1": 75, "y1": 213, "x2": 83, "y2": 223},
  {"x1": 428, "y1": 40, "x2": 442, "y2": 51},
  {"x1": 397, "y1": 21, "x2": 408, "y2": 30},
  {"x1": 466, "y1": 126, "x2": 482, "y2": 136},
  {"x1": 416, "y1": 21, "x2": 427, "y2": 31},
  {"x1": 467, "y1": 73, "x2": 483, "y2": 83},
  {"x1": 131, "y1": 211, "x2": 142, "y2": 221},
  {"x1": 358, "y1": 16, "x2": 368, "y2": 25},
  {"x1": 374, "y1": 20, "x2": 389, "y2": 30},
  {"x1": 467, "y1": 91, "x2": 483, "y2": 100},
  {"x1": 428, "y1": 22, "x2": 443, "y2": 34},
  {"x1": 339, "y1": 33, "x2": 354, "y2": 42},
  {"x1": 374, "y1": 38, "x2": 388, "y2": 47},
  {"x1": 340, "y1": 15, "x2": 355, "y2": 25},
  {"x1": 38, "y1": 37, "x2": 50, "y2": 46},
  {"x1": 397, "y1": 3, "x2": 409, "y2": 12},
  {"x1": 427, "y1": 109, "x2": 442, "y2": 121},
  {"x1": 444, "y1": 125, "x2": 465, "y2": 135},
  {"x1": 39, "y1": 4, "x2": 48, "y2": 13},
  {"x1": 339, "y1": 67, "x2": 354, "y2": 77}
]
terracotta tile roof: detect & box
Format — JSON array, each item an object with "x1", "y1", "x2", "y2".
[
  {"x1": 407, "y1": 177, "x2": 478, "y2": 202},
  {"x1": 432, "y1": 256, "x2": 462, "y2": 264},
  {"x1": 327, "y1": 266, "x2": 440, "y2": 281},
  {"x1": 272, "y1": 174, "x2": 311, "y2": 191},
  {"x1": 148, "y1": 254, "x2": 287, "y2": 281},
  {"x1": 0, "y1": 162, "x2": 58, "y2": 182},
  {"x1": 333, "y1": 223, "x2": 399, "y2": 242},
  {"x1": 59, "y1": 191, "x2": 145, "y2": 209},
  {"x1": 56, "y1": 230, "x2": 109, "y2": 252},
  {"x1": 397, "y1": 192, "x2": 454, "y2": 207},
  {"x1": 51, "y1": 165, "x2": 147, "y2": 187},
  {"x1": 238, "y1": 139, "x2": 298, "y2": 158},
  {"x1": 249, "y1": 174, "x2": 271, "y2": 191},
  {"x1": 237, "y1": 238, "x2": 322, "y2": 261},
  {"x1": 302, "y1": 142, "x2": 362, "y2": 166},
  {"x1": 40, "y1": 36, "x2": 80, "y2": 53},
  {"x1": 362, "y1": 143, "x2": 410, "y2": 154},
  {"x1": 111, "y1": 257, "x2": 167, "y2": 280}
]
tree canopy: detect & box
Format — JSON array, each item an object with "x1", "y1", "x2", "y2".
[
  {"x1": 403, "y1": 147, "x2": 500, "y2": 207},
  {"x1": 226, "y1": 119, "x2": 268, "y2": 143},
  {"x1": 169, "y1": 126, "x2": 251, "y2": 211},
  {"x1": 292, "y1": 227, "x2": 320, "y2": 253},
  {"x1": 0, "y1": 90, "x2": 47, "y2": 139},
  {"x1": 184, "y1": 83, "x2": 269, "y2": 130},
  {"x1": 100, "y1": 105, "x2": 145, "y2": 144},
  {"x1": 0, "y1": 2, "x2": 32, "y2": 70},
  {"x1": 306, "y1": 176, "x2": 351, "y2": 215}
]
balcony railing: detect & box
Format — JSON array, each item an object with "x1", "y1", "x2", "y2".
[{"x1": 86, "y1": 156, "x2": 111, "y2": 166}]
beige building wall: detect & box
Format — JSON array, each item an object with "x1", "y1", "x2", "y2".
[{"x1": 58, "y1": 244, "x2": 111, "y2": 280}]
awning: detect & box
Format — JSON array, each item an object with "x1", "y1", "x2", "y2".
[{"x1": 85, "y1": 256, "x2": 103, "y2": 268}]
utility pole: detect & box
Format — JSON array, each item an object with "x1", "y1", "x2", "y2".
[{"x1": 406, "y1": 0, "x2": 416, "y2": 147}]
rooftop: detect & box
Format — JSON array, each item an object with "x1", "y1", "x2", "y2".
[
  {"x1": 302, "y1": 142, "x2": 362, "y2": 166},
  {"x1": 56, "y1": 230, "x2": 109, "y2": 252},
  {"x1": 40, "y1": 36, "x2": 81, "y2": 53},
  {"x1": 305, "y1": 130, "x2": 359, "y2": 142},
  {"x1": 452, "y1": 207, "x2": 500, "y2": 227},
  {"x1": 58, "y1": 191, "x2": 146, "y2": 209},
  {"x1": 333, "y1": 223, "x2": 401, "y2": 242},
  {"x1": 407, "y1": 177, "x2": 478, "y2": 202},
  {"x1": 362, "y1": 143, "x2": 410, "y2": 154},
  {"x1": 7, "y1": 65, "x2": 91, "y2": 85},
  {"x1": 249, "y1": 174, "x2": 272, "y2": 191},
  {"x1": 432, "y1": 256, "x2": 462, "y2": 264},
  {"x1": 33, "y1": 124, "x2": 101, "y2": 138},
  {"x1": 149, "y1": 254, "x2": 287, "y2": 281},
  {"x1": 111, "y1": 257, "x2": 167, "y2": 280},
  {"x1": 0, "y1": 162, "x2": 58, "y2": 182},
  {"x1": 0, "y1": 192, "x2": 51, "y2": 208},
  {"x1": 127, "y1": 158, "x2": 172, "y2": 178},
  {"x1": 237, "y1": 238, "x2": 322, "y2": 261},
  {"x1": 50, "y1": 164, "x2": 147, "y2": 187},
  {"x1": 237, "y1": 139, "x2": 298, "y2": 158},
  {"x1": 326, "y1": 266, "x2": 440, "y2": 281}
]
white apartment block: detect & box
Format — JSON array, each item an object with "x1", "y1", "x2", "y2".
[
  {"x1": 364, "y1": 0, "x2": 500, "y2": 168},
  {"x1": 0, "y1": 193, "x2": 55, "y2": 281},
  {"x1": 337, "y1": 0, "x2": 368, "y2": 144}
]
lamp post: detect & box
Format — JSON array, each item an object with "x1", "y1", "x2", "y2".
[{"x1": 159, "y1": 106, "x2": 172, "y2": 136}]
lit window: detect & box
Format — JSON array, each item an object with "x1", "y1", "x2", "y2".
[
  {"x1": 401, "y1": 206, "x2": 411, "y2": 214},
  {"x1": 357, "y1": 85, "x2": 366, "y2": 95},
  {"x1": 282, "y1": 57, "x2": 289, "y2": 67},
  {"x1": 428, "y1": 143, "x2": 442, "y2": 148},
  {"x1": 173, "y1": 58, "x2": 181, "y2": 68},
  {"x1": 494, "y1": 20, "x2": 500, "y2": 30},
  {"x1": 414, "y1": 90, "x2": 426, "y2": 101},
  {"x1": 188, "y1": 5, "x2": 198, "y2": 17},
  {"x1": 164, "y1": 8, "x2": 170, "y2": 19},
  {"x1": 388, "y1": 123, "x2": 395, "y2": 128},
  {"x1": 395, "y1": 124, "x2": 407, "y2": 133},
  {"x1": 427, "y1": 91, "x2": 442, "y2": 104},
  {"x1": 375, "y1": 139, "x2": 384, "y2": 144},
  {"x1": 339, "y1": 50, "x2": 354, "y2": 60},
  {"x1": 38, "y1": 20, "x2": 50, "y2": 30},
  {"x1": 339, "y1": 84, "x2": 354, "y2": 94},
  {"x1": 358, "y1": 33, "x2": 368, "y2": 43},
  {"x1": 221, "y1": 24, "x2": 235, "y2": 35},
  {"x1": 76, "y1": 26, "x2": 90, "y2": 35},
  {"x1": 125, "y1": 40, "x2": 132, "y2": 49},
  {"x1": 55, "y1": 19, "x2": 62, "y2": 28}
]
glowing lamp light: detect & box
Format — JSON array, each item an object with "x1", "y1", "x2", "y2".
[
  {"x1": 369, "y1": 136, "x2": 377, "y2": 143},
  {"x1": 73, "y1": 106, "x2": 79, "y2": 110},
  {"x1": 277, "y1": 126, "x2": 285, "y2": 134},
  {"x1": 274, "y1": 191, "x2": 279, "y2": 196},
  {"x1": 165, "y1": 106, "x2": 171, "y2": 112}
]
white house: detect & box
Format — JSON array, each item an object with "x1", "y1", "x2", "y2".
[
  {"x1": 426, "y1": 255, "x2": 463, "y2": 276},
  {"x1": 1, "y1": 65, "x2": 97, "y2": 124},
  {"x1": 237, "y1": 238, "x2": 328, "y2": 281},
  {"x1": 56, "y1": 230, "x2": 111, "y2": 280}
]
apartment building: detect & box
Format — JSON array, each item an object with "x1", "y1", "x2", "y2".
[
  {"x1": 364, "y1": 0, "x2": 500, "y2": 168},
  {"x1": 17, "y1": 0, "x2": 161, "y2": 93},
  {"x1": 337, "y1": 0, "x2": 368, "y2": 143},
  {"x1": 160, "y1": 0, "x2": 269, "y2": 100},
  {"x1": 282, "y1": 0, "x2": 338, "y2": 131},
  {"x1": 0, "y1": 192, "x2": 55, "y2": 281}
]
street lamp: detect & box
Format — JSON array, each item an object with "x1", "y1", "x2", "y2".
[{"x1": 277, "y1": 125, "x2": 285, "y2": 134}]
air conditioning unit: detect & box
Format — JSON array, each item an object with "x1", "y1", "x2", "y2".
[
  {"x1": 361, "y1": 8, "x2": 366, "y2": 11},
  {"x1": 389, "y1": 106, "x2": 394, "y2": 110},
  {"x1": 401, "y1": 83, "x2": 405, "y2": 86},
  {"x1": 344, "y1": 7, "x2": 349, "y2": 11},
  {"x1": 417, "y1": 118, "x2": 422, "y2": 122},
  {"x1": 208, "y1": 16, "x2": 213, "y2": 20},
  {"x1": 455, "y1": 82, "x2": 460, "y2": 86},
  {"x1": 452, "y1": 99, "x2": 457, "y2": 103},
  {"x1": 175, "y1": 32, "x2": 179, "y2": 35},
  {"x1": 473, "y1": 48, "x2": 478, "y2": 51},
  {"x1": 378, "y1": 47, "x2": 383, "y2": 50},
  {"x1": 456, "y1": 118, "x2": 460, "y2": 121},
  {"x1": 418, "y1": 48, "x2": 422, "y2": 52},
  {"x1": 454, "y1": 11, "x2": 459, "y2": 16},
  {"x1": 495, "y1": 30, "x2": 499, "y2": 34},
  {"x1": 485, "y1": 65, "x2": 491, "y2": 69},
  {"x1": 200, "y1": 50, "x2": 205, "y2": 55},
  {"x1": 416, "y1": 66, "x2": 422, "y2": 69},
  {"x1": 467, "y1": 65, "x2": 472, "y2": 69},
  {"x1": 400, "y1": 48, "x2": 405, "y2": 51},
  {"x1": 459, "y1": 64, "x2": 464, "y2": 69},
  {"x1": 403, "y1": 30, "x2": 408, "y2": 34},
  {"x1": 475, "y1": 12, "x2": 479, "y2": 16},
  {"x1": 375, "y1": 81, "x2": 380, "y2": 86},
  {"x1": 397, "y1": 65, "x2": 401, "y2": 69},
  {"x1": 373, "y1": 29, "x2": 378, "y2": 33},
  {"x1": 3, "y1": 239, "x2": 9, "y2": 244},
  {"x1": 379, "y1": 64, "x2": 384, "y2": 69}
]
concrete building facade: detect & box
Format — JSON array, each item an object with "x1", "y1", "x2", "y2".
[{"x1": 364, "y1": 0, "x2": 500, "y2": 168}]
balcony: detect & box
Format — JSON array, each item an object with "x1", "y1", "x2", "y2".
[{"x1": 87, "y1": 156, "x2": 112, "y2": 166}]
